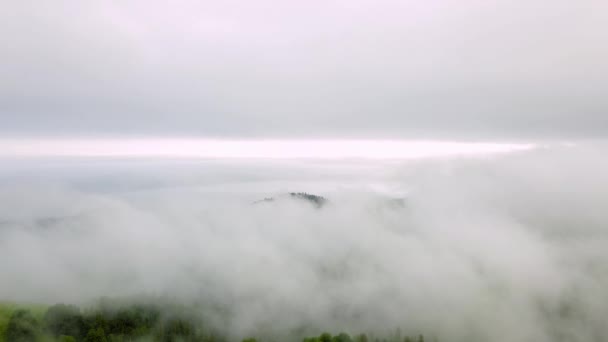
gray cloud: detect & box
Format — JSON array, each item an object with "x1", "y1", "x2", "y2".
[
  {"x1": 1, "y1": 144, "x2": 608, "y2": 341},
  {"x1": 1, "y1": 0, "x2": 607, "y2": 139}
]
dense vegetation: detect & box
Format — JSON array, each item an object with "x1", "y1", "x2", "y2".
[
  {"x1": 287, "y1": 193, "x2": 327, "y2": 207},
  {"x1": 0, "y1": 301, "x2": 428, "y2": 342},
  {"x1": 1, "y1": 301, "x2": 222, "y2": 342}
]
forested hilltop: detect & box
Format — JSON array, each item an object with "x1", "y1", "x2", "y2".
[
  {"x1": 0, "y1": 301, "x2": 429, "y2": 342},
  {"x1": 253, "y1": 193, "x2": 328, "y2": 208}
]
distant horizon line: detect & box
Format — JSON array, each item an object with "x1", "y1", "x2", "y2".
[{"x1": 0, "y1": 138, "x2": 537, "y2": 160}]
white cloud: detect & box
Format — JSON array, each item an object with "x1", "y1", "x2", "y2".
[{"x1": 1, "y1": 142, "x2": 607, "y2": 341}]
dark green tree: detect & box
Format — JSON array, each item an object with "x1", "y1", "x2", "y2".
[
  {"x1": 160, "y1": 318, "x2": 195, "y2": 342},
  {"x1": 320, "y1": 332, "x2": 333, "y2": 342},
  {"x1": 107, "y1": 306, "x2": 157, "y2": 337},
  {"x1": 333, "y1": 332, "x2": 353, "y2": 342},
  {"x1": 5, "y1": 309, "x2": 40, "y2": 342},
  {"x1": 44, "y1": 304, "x2": 85, "y2": 340},
  {"x1": 58, "y1": 336, "x2": 77, "y2": 342},
  {"x1": 85, "y1": 327, "x2": 108, "y2": 342}
]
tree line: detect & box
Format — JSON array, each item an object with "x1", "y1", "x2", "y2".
[{"x1": 3, "y1": 302, "x2": 428, "y2": 342}]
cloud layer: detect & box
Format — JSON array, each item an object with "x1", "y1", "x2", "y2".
[{"x1": 1, "y1": 143, "x2": 608, "y2": 341}]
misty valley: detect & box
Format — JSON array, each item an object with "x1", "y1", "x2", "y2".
[{"x1": 1, "y1": 144, "x2": 608, "y2": 342}]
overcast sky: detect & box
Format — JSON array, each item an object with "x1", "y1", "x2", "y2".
[{"x1": 1, "y1": 0, "x2": 607, "y2": 140}]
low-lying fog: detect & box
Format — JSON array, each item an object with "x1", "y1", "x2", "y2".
[{"x1": 1, "y1": 142, "x2": 607, "y2": 342}]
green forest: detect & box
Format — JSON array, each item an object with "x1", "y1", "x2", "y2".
[{"x1": 0, "y1": 301, "x2": 428, "y2": 342}]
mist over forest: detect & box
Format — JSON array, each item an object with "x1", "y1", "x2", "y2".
[
  {"x1": 1, "y1": 142, "x2": 607, "y2": 342},
  {"x1": 2, "y1": 0, "x2": 607, "y2": 340}
]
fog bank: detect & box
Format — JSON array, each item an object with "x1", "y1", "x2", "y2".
[{"x1": 1, "y1": 143, "x2": 607, "y2": 342}]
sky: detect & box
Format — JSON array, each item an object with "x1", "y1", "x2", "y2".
[{"x1": 1, "y1": 0, "x2": 607, "y2": 140}]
